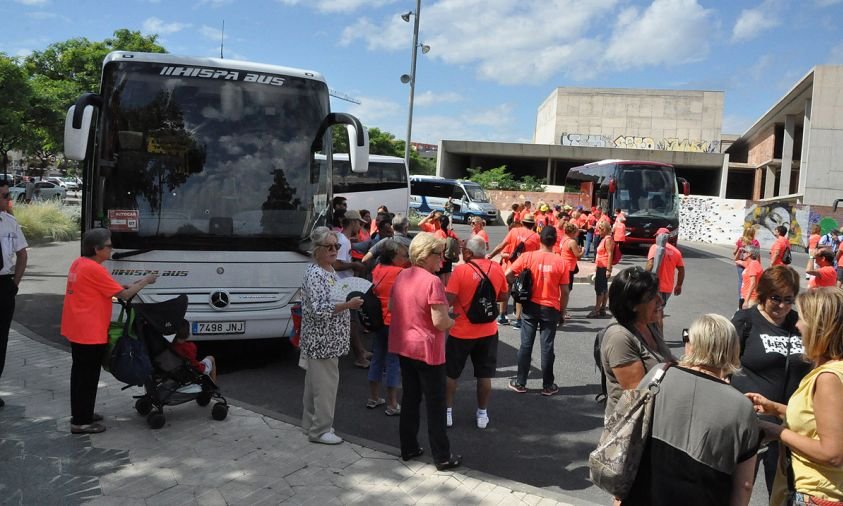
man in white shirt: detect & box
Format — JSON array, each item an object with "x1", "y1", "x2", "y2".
[
  {"x1": 0, "y1": 180, "x2": 28, "y2": 408},
  {"x1": 333, "y1": 209, "x2": 370, "y2": 367}
]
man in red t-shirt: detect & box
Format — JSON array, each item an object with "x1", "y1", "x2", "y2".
[
  {"x1": 646, "y1": 228, "x2": 685, "y2": 306},
  {"x1": 807, "y1": 248, "x2": 837, "y2": 288},
  {"x1": 504, "y1": 227, "x2": 570, "y2": 396},
  {"x1": 770, "y1": 225, "x2": 790, "y2": 266},
  {"x1": 487, "y1": 214, "x2": 540, "y2": 327},
  {"x1": 445, "y1": 237, "x2": 508, "y2": 429}
]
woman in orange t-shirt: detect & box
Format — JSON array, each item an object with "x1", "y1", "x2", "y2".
[
  {"x1": 61, "y1": 228, "x2": 157, "y2": 434},
  {"x1": 588, "y1": 221, "x2": 614, "y2": 318},
  {"x1": 470, "y1": 217, "x2": 489, "y2": 251},
  {"x1": 806, "y1": 223, "x2": 822, "y2": 275}
]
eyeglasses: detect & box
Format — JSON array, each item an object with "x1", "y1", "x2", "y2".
[
  {"x1": 319, "y1": 243, "x2": 339, "y2": 251},
  {"x1": 681, "y1": 328, "x2": 689, "y2": 344},
  {"x1": 1, "y1": 192, "x2": 10, "y2": 200},
  {"x1": 769, "y1": 295, "x2": 795, "y2": 305}
]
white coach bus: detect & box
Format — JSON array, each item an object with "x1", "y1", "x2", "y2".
[{"x1": 330, "y1": 153, "x2": 410, "y2": 217}]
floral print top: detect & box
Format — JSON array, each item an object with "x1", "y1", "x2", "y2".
[{"x1": 300, "y1": 263, "x2": 350, "y2": 359}]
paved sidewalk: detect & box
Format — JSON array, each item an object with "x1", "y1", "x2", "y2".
[{"x1": 0, "y1": 328, "x2": 600, "y2": 505}]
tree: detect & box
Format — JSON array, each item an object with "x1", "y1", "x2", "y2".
[
  {"x1": 22, "y1": 30, "x2": 166, "y2": 160},
  {"x1": 0, "y1": 54, "x2": 32, "y2": 173}
]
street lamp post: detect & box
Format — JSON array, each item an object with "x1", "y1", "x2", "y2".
[{"x1": 401, "y1": 0, "x2": 424, "y2": 169}]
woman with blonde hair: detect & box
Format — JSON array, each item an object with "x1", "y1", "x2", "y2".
[
  {"x1": 747, "y1": 287, "x2": 843, "y2": 505},
  {"x1": 734, "y1": 227, "x2": 760, "y2": 301},
  {"x1": 388, "y1": 232, "x2": 460, "y2": 470},
  {"x1": 620, "y1": 314, "x2": 759, "y2": 505}
]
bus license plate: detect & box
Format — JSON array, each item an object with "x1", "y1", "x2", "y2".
[{"x1": 192, "y1": 321, "x2": 246, "y2": 335}]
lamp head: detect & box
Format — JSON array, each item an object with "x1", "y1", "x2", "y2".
[
  {"x1": 400, "y1": 74, "x2": 411, "y2": 84},
  {"x1": 401, "y1": 11, "x2": 412, "y2": 22},
  {"x1": 420, "y1": 44, "x2": 431, "y2": 54}
]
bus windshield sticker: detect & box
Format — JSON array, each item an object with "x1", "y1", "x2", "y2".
[
  {"x1": 159, "y1": 66, "x2": 286, "y2": 87},
  {"x1": 108, "y1": 209, "x2": 140, "y2": 232}
]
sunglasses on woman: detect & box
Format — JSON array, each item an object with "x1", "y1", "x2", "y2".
[
  {"x1": 319, "y1": 243, "x2": 339, "y2": 251},
  {"x1": 769, "y1": 295, "x2": 795, "y2": 305}
]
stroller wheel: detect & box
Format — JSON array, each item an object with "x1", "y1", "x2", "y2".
[
  {"x1": 196, "y1": 392, "x2": 211, "y2": 407},
  {"x1": 211, "y1": 402, "x2": 228, "y2": 421},
  {"x1": 135, "y1": 397, "x2": 153, "y2": 416},
  {"x1": 147, "y1": 412, "x2": 166, "y2": 429}
]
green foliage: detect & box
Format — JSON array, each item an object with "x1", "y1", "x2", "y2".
[
  {"x1": 0, "y1": 53, "x2": 32, "y2": 171},
  {"x1": 13, "y1": 201, "x2": 79, "y2": 243},
  {"x1": 466, "y1": 165, "x2": 545, "y2": 192}
]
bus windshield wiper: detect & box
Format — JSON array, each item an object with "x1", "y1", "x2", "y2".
[{"x1": 112, "y1": 249, "x2": 153, "y2": 260}]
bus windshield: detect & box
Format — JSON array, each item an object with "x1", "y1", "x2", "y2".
[
  {"x1": 463, "y1": 183, "x2": 489, "y2": 202},
  {"x1": 333, "y1": 160, "x2": 407, "y2": 192},
  {"x1": 96, "y1": 61, "x2": 331, "y2": 251},
  {"x1": 615, "y1": 164, "x2": 677, "y2": 217}
]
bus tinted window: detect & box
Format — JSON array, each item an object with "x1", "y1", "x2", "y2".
[
  {"x1": 411, "y1": 180, "x2": 453, "y2": 199},
  {"x1": 333, "y1": 160, "x2": 407, "y2": 193},
  {"x1": 616, "y1": 165, "x2": 676, "y2": 216}
]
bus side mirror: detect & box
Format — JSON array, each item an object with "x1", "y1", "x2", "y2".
[
  {"x1": 608, "y1": 177, "x2": 617, "y2": 194},
  {"x1": 346, "y1": 123, "x2": 369, "y2": 174},
  {"x1": 64, "y1": 104, "x2": 95, "y2": 161},
  {"x1": 678, "y1": 178, "x2": 690, "y2": 196}
]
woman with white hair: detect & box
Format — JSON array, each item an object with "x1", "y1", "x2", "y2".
[
  {"x1": 619, "y1": 314, "x2": 759, "y2": 506},
  {"x1": 300, "y1": 226, "x2": 364, "y2": 445},
  {"x1": 388, "y1": 232, "x2": 460, "y2": 471}
]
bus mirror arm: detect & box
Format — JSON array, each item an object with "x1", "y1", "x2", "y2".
[
  {"x1": 311, "y1": 113, "x2": 370, "y2": 173},
  {"x1": 834, "y1": 199, "x2": 843, "y2": 212},
  {"x1": 72, "y1": 93, "x2": 103, "y2": 129}
]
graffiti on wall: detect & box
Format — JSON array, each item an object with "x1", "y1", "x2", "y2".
[
  {"x1": 743, "y1": 202, "x2": 808, "y2": 249},
  {"x1": 560, "y1": 133, "x2": 614, "y2": 148},
  {"x1": 561, "y1": 132, "x2": 720, "y2": 153},
  {"x1": 678, "y1": 195, "x2": 746, "y2": 245}
]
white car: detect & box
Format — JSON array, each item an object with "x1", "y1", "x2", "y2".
[
  {"x1": 9, "y1": 181, "x2": 67, "y2": 202},
  {"x1": 47, "y1": 177, "x2": 79, "y2": 191}
]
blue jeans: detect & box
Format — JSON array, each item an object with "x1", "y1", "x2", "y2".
[
  {"x1": 516, "y1": 312, "x2": 559, "y2": 388},
  {"x1": 736, "y1": 265, "x2": 744, "y2": 299},
  {"x1": 583, "y1": 231, "x2": 594, "y2": 258},
  {"x1": 367, "y1": 326, "x2": 400, "y2": 388}
]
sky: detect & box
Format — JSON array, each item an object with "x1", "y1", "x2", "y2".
[{"x1": 2, "y1": 0, "x2": 843, "y2": 146}]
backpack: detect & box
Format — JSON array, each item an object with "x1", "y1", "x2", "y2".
[
  {"x1": 612, "y1": 241, "x2": 623, "y2": 266},
  {"x1": 782, "y1": 246, "x2": 792, "y2": 265},
  {"x1": 593, "y1": 324, "x2": 615, "y2": 404},
  {"x1": 464, "y1": 261, "x2": 499, "y2": 324},
  {"x1": 444, "y1": 236, "x2": 461, "y2": 262},
  {"x1": 357, "y1": 277, "x2": 386, "y2": 333},
  {"x1": 509, "y1": 240, "x2": 526, "y2": 263},
  {"x1": 510, "y1": 260, "x2": 533, "y2": 303}
]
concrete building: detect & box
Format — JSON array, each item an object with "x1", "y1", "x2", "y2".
[
  {"x1": 435, "y1": 65, "x2": 843, "y2": 205},
  {"x1": 726, "y1": 65, "x2": 843, "y2": 205}
]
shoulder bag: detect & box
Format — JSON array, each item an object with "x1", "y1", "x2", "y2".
[{"x1": 588, "y1": 362, "x2": 673, "y2": 499}]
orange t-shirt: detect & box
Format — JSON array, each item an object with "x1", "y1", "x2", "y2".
[
  {"x1": 372, "y1": 264, "x2": 404, "y2": 326},
  {"x1": 509, "y1": 251, "x2": 569, "y2": 311},
  {"x1": 419, "y1": 222, "x2": 438, "y2": 233},
  {"x1": 647, "y1": 243, "x2": 685, "y2": 293},
  {"x1": 557, "y1": 238, "x2": 579, "y2": 272},
  {"x1": 596, "y1": 236, "x2": 614, "y2": 268},
  {"x1": 446, "y1": 259, "x2": 508, "y2": 339},
  {"x1": 518, "y1": 209, "x2": 532, "y2": 222},
  {"x1": 503, "y1": 227, "x2": 540, "y2": 257},
  {"x1": 808, "y1": 265, "x2": 837, "y2": 289},
  {"x1": 808, "y1": 233, "x2": 821, "y2": 251},
  {"x1": 613, "y1": 221, "x2": 626, "y2": 242},
  {"x1": 741, "y1": 259, "x2": 763, "y2": 301},
  {"x1": 770, "y1": 236, "x2": 790, "y2": 266},
  {"x1": 61, "y1": 257, "x2": 125, "y2": 345},
  {"x1": 472, "y1": 229, "x2": 489, "y2": 247}
]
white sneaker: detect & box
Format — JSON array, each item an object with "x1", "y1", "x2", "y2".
[
  {"x1": 446, "y1": 410, "x2": 453, "y2": 427},
  {"x1": 310, "y1": 431, "x2": 343, "y2": 445},
  {"x1": 476, "y1": 413, "x2": 489, "y2": 429}
]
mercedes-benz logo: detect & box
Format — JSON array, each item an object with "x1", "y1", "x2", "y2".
[{"x1": 210, "y1": 290, "x2": 230, "y2": 309}]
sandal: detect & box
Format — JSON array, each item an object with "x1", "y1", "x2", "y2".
[
  {"x1": 366, "y1": 398, "x2": 385, "y2": 409},
  {"x1": 435, "y1": 454, "x2": 462, "y2": 471},
  {"x1": 586, "y1": 310, "x2": 600, "y2": 318},
  {"x1": 385, "y1": 404, "x2": 401, "y2": 416}
]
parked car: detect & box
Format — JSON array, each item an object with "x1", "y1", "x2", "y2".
[
  {"x1": 47, "y1": 177, "x2": 79, "y2": 191},
  {"x1": 9, "y1": 181, "x2": 67, "y2": 202}
]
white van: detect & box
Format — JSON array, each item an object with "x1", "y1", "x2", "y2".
[
  {"x1": 330, "y1": 154, "x2": 410, "y2": 216},
  {"x1": 410, "y1": 176, "x2": 499, "y2": 224}
]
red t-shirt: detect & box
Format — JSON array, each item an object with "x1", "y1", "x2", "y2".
[
  {"x1": 501, "y1": 227, "x2": 540, "y2": 261},
  {"x1": 419, "y1": 222, "x2": 438, "y2": 233},
  {"x1": 596, "y1": 236, "x2": 614, "y2": 268},
  {"x1": 472, "y1": 229, "x2": 489, "y2": 247},
  {"x1": 647, "y1": 243, "x2": 685, "y2": 293},
  {"x1": 808, "y1": 234, "x2": 821, "y2": 251},
  {"x1": 372, "y1": 264, "x2": 404, "y2": 326},
  {"x1": 612, "y1": 220, "x2": 626, "y2": 242},
  {"x1": 741, "y1": 259, "x2": 763, "y2": 301},
  {"x1": 172, "y1": 341, "x2": 206, "y2": 373},
  {"x1": 809, "y1": 265, "x2": 837, "y2": 288},
  {"x1": 61, "y1": 257, "x2": 124, "y2": 345},
  {"x1": 770, "y1": 236, "x2": 790, "y2": 266},
  {"x1": 388, "y1": 266, "x2": 449, "y2": 365},
  {"x1": 509, "y1": 251, "x2": 569, "y2": 311},
  {"x1": 446, "y1": 259, "x2": 508, "y2": 339}
]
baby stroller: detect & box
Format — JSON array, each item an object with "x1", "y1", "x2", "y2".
[{"x1": 114, "y1": 294, "x2": 229, "y2": 429}]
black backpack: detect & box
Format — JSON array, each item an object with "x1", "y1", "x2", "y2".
[
  {"x1": 509, "y1": 240, "x2": 526, "y2": 263},
  {"x1": 510, "y1": 265, "x2": 533, "y2": 303},
  {"x1": 593, "y1": 324, "x2": 616, "y2": 404},
  {"x1": 782, "y1": 246, "x2": 792, "y2": 265},
  {"x1": 357, "y1": 276, "x2": 386, "y2": 332},
  {"x1": 464, "y1": 261, "x2": 499, "y2": 324}
]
